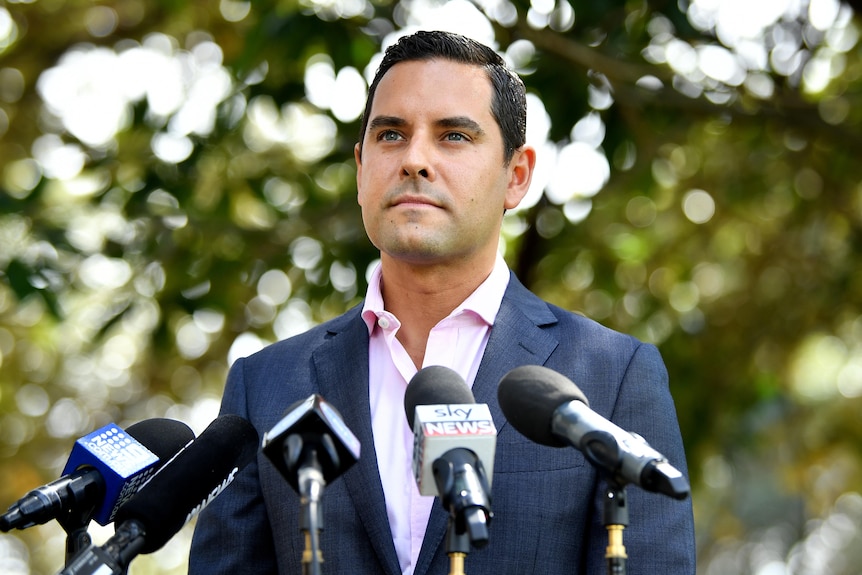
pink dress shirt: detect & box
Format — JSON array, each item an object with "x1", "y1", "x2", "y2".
[{"x1": 360, "y1": 253, "x2": 510, "y2": 575}]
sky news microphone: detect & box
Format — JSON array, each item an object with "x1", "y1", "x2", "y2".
[
  {"x1": 498, "y1": 365, "x2": 690, "y2": 500},
  {"x1": 404, "y1": 365, "x2": 496, "y2": 548},
  {"x1": 57, "y1": 414, "x2": 258, "y2": 575},
  {"x1": 1, "y1": 418, "x2": 195, "y2": 532}
]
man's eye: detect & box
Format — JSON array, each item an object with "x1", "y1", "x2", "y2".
[
  {"x1": 445, "y1": 132, "x2": 467, "y2": 142},
  {"x1": 379, "y1": 130, "x2": 402, "y2": 141}
]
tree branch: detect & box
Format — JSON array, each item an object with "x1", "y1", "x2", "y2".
[{"x1": 512, "y1": 25, "x2": 862, "y2": 152}]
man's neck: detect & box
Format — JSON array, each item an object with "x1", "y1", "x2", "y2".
[{"x1": 378, "y1": 255, "x2": 496, "y2": 368}]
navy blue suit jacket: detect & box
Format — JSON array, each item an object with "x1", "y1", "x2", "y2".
[{"x1": 189, "y1": 273, "x2": 696, "y2": 574}]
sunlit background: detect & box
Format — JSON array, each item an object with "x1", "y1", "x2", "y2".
[{"x1": 2, "y1": 0, "x2": 862, "y2": 573}]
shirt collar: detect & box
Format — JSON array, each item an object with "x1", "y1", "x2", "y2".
[{"x1": 361, "y1": 252, "x2": 511, "y2": 334}]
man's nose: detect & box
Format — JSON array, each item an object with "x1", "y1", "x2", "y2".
[{"x1": 400, "y1": 137, "x2": 435, "y2": 180}]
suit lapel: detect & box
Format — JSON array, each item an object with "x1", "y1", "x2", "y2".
[
  {"x1": 311, "y1": 310, "x2": 403, "y2": 575},
  {"x1": 413, "y1": 273, "x2": 560, "y2": 575},
  {"x1": 472, "y1": 273, "x2": 560, "y2": 427}
]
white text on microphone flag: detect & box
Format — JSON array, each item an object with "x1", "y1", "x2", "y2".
[{"x1": 411, "y1": 404, "x2": 496, "y2": 496}]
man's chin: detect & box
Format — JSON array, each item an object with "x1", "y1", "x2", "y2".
[{"x1": 382, "y1": 242, "x2": 450, "y2": 265}]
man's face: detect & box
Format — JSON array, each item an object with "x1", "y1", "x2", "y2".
[{"x1": 355, "y1": 59, "x2": 533, "y2": 268}]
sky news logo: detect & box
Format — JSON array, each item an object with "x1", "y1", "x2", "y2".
[{"x1": 422, "y1": 420, "x2": 495, "y2": 435}]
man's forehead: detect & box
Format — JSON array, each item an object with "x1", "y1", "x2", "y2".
[{"x1": 371, "y1": 59, "x2": 494, "y2": 113}]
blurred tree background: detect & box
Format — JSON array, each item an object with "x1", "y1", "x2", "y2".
[{"x1": 1, "y1": 0, "x2": 861, "y2": 573}]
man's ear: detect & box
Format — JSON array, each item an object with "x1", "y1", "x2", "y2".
[{"x1": 504, "y1": 145, "x2": 536, "y2": 211}]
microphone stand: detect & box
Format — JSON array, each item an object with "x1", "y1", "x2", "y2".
[
  {"x1": 603, "y1": 481, "x2": 628, "y2": 575},
  {"x1": 294, "y1": 443, "x2": 325, "y2": 575},
  {"x1": 56, "y1": 500, "x2": 97, "y2": 566},
  {"x1": 444, "y1": 520, "x2": 470, "y2": 575},
  {"x1": 58, "y1": 518, "x2": 92, "y2": 567}
]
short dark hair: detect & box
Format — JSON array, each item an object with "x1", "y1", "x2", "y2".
[{"x1": 357, "y1": 30, "x2": 527, "y2": 165}]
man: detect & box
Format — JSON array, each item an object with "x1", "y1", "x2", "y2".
[{"x1": 189, "y1": 30, "x2": 695, "y2": 574}]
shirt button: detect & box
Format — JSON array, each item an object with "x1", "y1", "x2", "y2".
[{"x1": 378, "y1": 317, "x2": 390, "y2": 329}]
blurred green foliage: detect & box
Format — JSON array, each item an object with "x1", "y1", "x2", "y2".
[{"x1": 1, "y1": 0, "x2": 862, "y2": 573}]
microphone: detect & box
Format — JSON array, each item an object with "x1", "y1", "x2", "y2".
[
  {"x1": 404, "y1": 366, "x2": 496, "y2": 548},
  {"x1": 57, "y1": 414, "x2": 258, "y2": 575},
  {"x1": 261, "y1": 395, "x2": 361, "y2": 575},
  {"x1": 261, "y1": 394, "x2": 361, "y2": 494},
  {"x1": 1, "y1": 418, "x2": 195, "y2": 532},
  {"x1": 497, "y1": 365, "x2": 690, "y2": 499}
]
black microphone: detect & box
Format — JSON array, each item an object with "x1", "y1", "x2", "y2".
[
  {"x1": 57, "y1": 414, "x2": 258, "y2": 575},
  {"x1": 261, "y1": 395, "x2": 361, "y2": 575},
  {"x1": 1, "y1": 418, "x2": 195, "y2": 532},
  {"x1": 261, "y1": 394, "x2": 361, "y2": 494},
  {"x1": 497, "y1": 365, "x2": 690, "y2": 499},
  {"x1": 404, "y1": 366, "x2": 496, "y2": 548}
]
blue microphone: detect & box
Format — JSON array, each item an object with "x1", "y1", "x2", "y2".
[
  {"x1": 57, "y1": 415, "x2": 258, "y2": 575},
  {"x1": 1, "y1": 418, "x2": 195, "y2": 531}
]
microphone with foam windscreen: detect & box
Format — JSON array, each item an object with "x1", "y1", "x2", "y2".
[
  {"x1": 1, "y1": 418, "x2": 195, "y2": 532},
  {"x1": 404, "y1": 366, "x2": 496, "y2": 549},
  {"x1": 497, "y1": 365, "x2": 689, "y2": 499},
  {"x1": 57, "y1": 414, "x2": 258, "y2": 575}
]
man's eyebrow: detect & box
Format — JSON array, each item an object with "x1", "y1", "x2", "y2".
[
  {"x1": 437, "y1": 116, "x2": 485, "y2": 136},
  {"x1": 368, "y1": 115, "x2": 406, "y2": 130}
]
